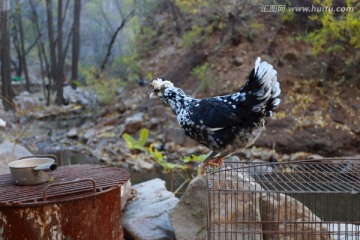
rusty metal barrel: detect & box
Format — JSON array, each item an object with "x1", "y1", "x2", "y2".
[{"x1": 0, "y1": 164, "x2": 129, "y2": 240}]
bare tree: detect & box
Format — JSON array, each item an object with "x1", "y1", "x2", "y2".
[
  {"x1": 71, "y1": 0, "x2": 81, "y2": 89},
  {"x1": 11, "y1": 17, "x2": 38, "y2": 84},
  {"x1": 166, "y1": 0, "x2": 187, "y2": 35},
  {"x1": 45, "y1": 0, "x2": 57, "y2": 105},
  {"x1": 11, "y1": 24, "x2": 23, "y2": 77},
  {"x1": 30, "y1": 0, "x2": 51, "y2": 105},
  {"x1": 45, "y1": 0, "x2": 68, "y2": 105},
  {"x1": 55, "y1": 0, "x2": 64, "y2": 105},
  {"x1": 1, "y1": 0, "x2": 14, "y2": 111},
  {"x1": 17, "y1": 1, "x2": 31, "y2": 91},
  {"x1": 100, "y1": 9, "x2": 135, "y2": 73}
]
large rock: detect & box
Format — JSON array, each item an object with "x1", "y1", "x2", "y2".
[
  {"x1": 63, "y1": 85, "x2": 97, "y2": 107},
  {"x1": 0, "y1": 142, "x2": 32, "y2": 175},
  {"x1": 15, "y1": 91, "x2": 39, "y2": 110},
  {"x1": 207, "y1": 168, "x2": 263, "y2": 240},
  {"x1": 124, "y1": 112, "x2": 144, "y2": 134},
  {"x1": 0, "y1": 118, "x2": 6, "y2": 127},
  {"x1": 122, "y1": 178, "x2": 178, "y2": 240},
  {"x1": 169, "y1": 175, "x2": 208, "y2": 240},
  {"x1": 121, "y1": 179, "x2": 132, "y2": 210},
  {"x1": 260, "y1": 193, "x2": 330, "y2": 240},
  {"x1": 170, "y1": 171, "x2": 263, "y2": 240},
  {"x1": 164, "y1": 126, "x2": 197, "y2": 147}
]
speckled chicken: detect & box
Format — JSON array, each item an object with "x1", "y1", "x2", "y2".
[{"x1": 149, "y1": 57, "x2": 281, "y2": 172}]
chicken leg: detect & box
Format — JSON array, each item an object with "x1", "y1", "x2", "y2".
[{"x1": 199, "y1": 151, "x2": 232, "y2": 174}]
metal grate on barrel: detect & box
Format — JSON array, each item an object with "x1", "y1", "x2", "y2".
[
  {"x1": 206, "y1": 158, "x2": 360, "y2": 240},
  {"x1": 0, "y1": 164, "x2": 129, "y2": 207}
]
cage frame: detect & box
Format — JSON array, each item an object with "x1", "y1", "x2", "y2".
[{"x1": 206, "y1": 158, "x2": 360, "y2": 240}]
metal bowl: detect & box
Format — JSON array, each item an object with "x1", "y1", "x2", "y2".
[{"x1": 8, "y1": 155, "x2": 57, "y2": 185}]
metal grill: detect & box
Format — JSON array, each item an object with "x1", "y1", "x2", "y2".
[
  {"x1": 0, "y1": 164, "x2": 129, "y2": 207},
  {"x1": 206, "y1": 159, "x2": 360, "y2": 240}
]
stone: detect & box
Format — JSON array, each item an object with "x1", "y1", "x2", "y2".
[
  {"x1": 260, "y1": 193, "x2": 330, "y2": 240},
  {"x1": 0, "y1": 118, "x2": 6, "y2": 128},
  {"x1": 63, "y1": 86, "x2": 97, "y2": 107},
  {"x1": 121, "y1": 179, "x2": 132, "y2": 210},
  {"x1": 170, "y1": 170, "x2": 264, "y2": 240},
  {"x1": 165, "y1": 126, "x2": 197, "y2": 147},
  {"x1": 20, "y1": 91, "x2": 30, "y2": 96},
  {"x1": 117, "y1": 139, "x2": 131, "y2": 157},
  {"x1": 208, "y1": 167, "x2": 263, "y2": 240},
  {"x1": 248, "y1": 159, "x2": 274, "y2": 176},
  {"x1": 289, "y1": 151, "x2": 308, "y2": 161},
  {"x1": 122, "y1": 178, "x2": 178, "y2": 240},
  {"x1": 169, "y1": 175, "x2": 208, "y2": 240},
  {"x1": 340, "y1": 155, "x2": 360, "y2": 178},
  {"x1": 131, "y1": 156, "x2": 154, "y2": 171},
  {"x1": 146, "y1": 117, "x2": 159, "y2": 130},
  {"x1": 124, "y1": 112, "x2": 144, "y2": 134},
  {"x1": 243, "y1": 147, "x2": 277, "y2": 161},
  {"x1": 283, "y1": 51, "x2": 298, "y2": 62},
  {"x1": 17, "y1": 96, "x2": 38, "y2": 110},
  {"x1": 83, "y1": 128, "x2": 96, "y2": 142},
  {"x1": 0, "y1": 142, "x2": 33, "y2": 175},
  {"x1": 116, "y1": 87, "x2": 125, "y2": 95},
  {"x1": 66, "y1": 128, "x2": 78, "y2": 138},
  {"x1": 232, "y1": 56, "x2": 244, "y2": 66},
  {"x1": 165, "y1": 127, "x2": 186, "y2": 145},
  {"x1": 78, "y1": 96, "x2": 89, "y2": 106}
]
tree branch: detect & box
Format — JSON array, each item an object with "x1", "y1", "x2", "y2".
[
  {"x1": 100, "y1": 6, "x2": 114, "y2": 34},
  {"x1": 24, "y1": 34, "x2": 41, "y2": 56},
  {"x1": 100, "y1": 9, "x2": 135, "y2": 73},
  {"x1": 62, "y1": 24, "x2": 73, "y2": 67}
]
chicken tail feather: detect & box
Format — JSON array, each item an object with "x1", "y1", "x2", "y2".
[{"x1": 240, "y1": 57, "x2": 281, "y2": 117}]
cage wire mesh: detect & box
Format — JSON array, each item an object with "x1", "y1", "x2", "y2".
[{"x1": 206, "y1": 159, "x2": 360, "y2": 240}]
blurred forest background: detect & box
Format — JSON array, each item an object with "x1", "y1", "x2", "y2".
[{"x1": 0, "y1": 0, "x2": 359, "y2": 188}]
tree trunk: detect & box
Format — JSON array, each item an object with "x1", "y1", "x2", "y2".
[
  {"x1": 18, "y1": 6, "x2": 31, "y2": 92},
  {"x1": 1, "y1": 0, "x2": 14, "y2": 111},
  {"x1": 30, "y1": 0, "x2": 51, "y2": 105},
  {"x1": 55, "y1": 0, "x2": 64, "y2": 105},
  {"x1": 45, "y1": 0, "x2": 58, "y2": 105},
  {"x1": 11, "y1": 26, "x2": 23, "y2": 78},
  {"x1": 71, "y1": 0, "x2": 81, "y2": 89}
]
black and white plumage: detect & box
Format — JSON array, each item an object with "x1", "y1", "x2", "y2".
[{"x1": 149, "y1": 57, "x2": 281, "y2": 172}]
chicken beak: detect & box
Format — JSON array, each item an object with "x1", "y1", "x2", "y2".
[
  {"x1": 148, "y1": 87, "x2": 160, "y2": 99},
  {"x1": 149, "y1": 91, "x2": 156, "y2": 99}
]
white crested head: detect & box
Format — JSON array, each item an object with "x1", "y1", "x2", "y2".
[
  {"x1": 151, "y1": 78, "x2": 174, "y2": 90},
  {"x1": 149, "y1": 78, "x2": 174, "y2": 98}
]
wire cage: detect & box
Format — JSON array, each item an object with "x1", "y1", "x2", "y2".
[{"x1": 206, "y1": 158, "x2": 360, "y2": 240}]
